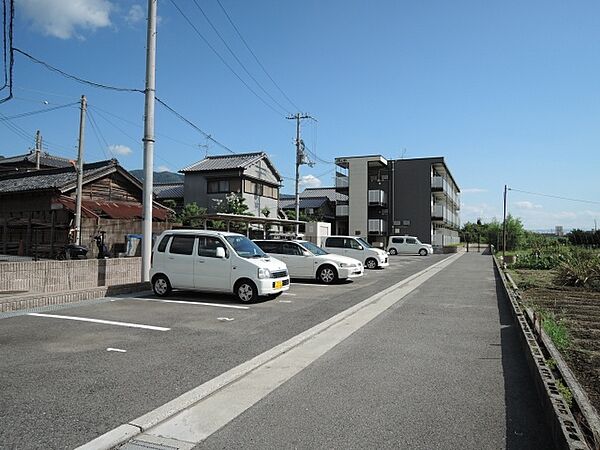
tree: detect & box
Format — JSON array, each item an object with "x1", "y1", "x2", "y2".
[
  {"x1": 214, "y1": 193, "x2": 250, "y2": 215},
  {"x1": 178, "y1": 202, "x2": 206, "y2": 227}
]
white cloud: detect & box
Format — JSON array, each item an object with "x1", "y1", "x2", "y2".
[
  {"x1": 299, "y1": 174, "x2": 322, "y2": 190},
  {"x1": 156, "y1": 165, "x2": 171, "y2": 172},
  {"x1": 19, "y1": 0, "x2": 113, "y2": 39},
  {"x1": 108, "y1": 144, "x2": 132, "y2": 156},
  {"x1": 462, "y1": 188, "x2": 487, "y2": 194},
  {"x1": 125, "y1": 4, "x2": 144, "y2": 25},
  {"x1": 515, "y1": 201, "x2": 542, "y2": 210}
]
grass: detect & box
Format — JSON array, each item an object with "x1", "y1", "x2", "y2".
[
  {"x1": 556, "y1": 379, "x2": 574, "y2": 407},
  {"x1": 541, "y1": 312, "x2": 571, "y2": 352},
  {"x1": 508, "y1": 268, "x2": 556, "y2": 290}
]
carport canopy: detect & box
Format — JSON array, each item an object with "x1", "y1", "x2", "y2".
[{"x1": 189, "y1": 213, "x2": 305, "y2": 238}]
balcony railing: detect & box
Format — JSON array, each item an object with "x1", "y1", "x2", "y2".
[
  {"x1": 368, "y1": 219, "x2": 386, "y2": 234},
  {"x1": 368, "y1": 189, "x2": 387, "y2": 206},
  {"x1": 336, "y1": 204, "x2": 349, "y2": 216},
  {"x1": 335, "y1": 174, "x2": 349, "y2": 188}
]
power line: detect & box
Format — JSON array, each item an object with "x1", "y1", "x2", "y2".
[
  {"x1": 167, "y1": 0, "x2": 284, "y2": 117},
  {"x1": 156, "y1": 97, "x2": 237, "y2": 155},
  {"x1": 508, "y1": 187, "x2": 600, "y2": 205},
  {"x1": 13, "y1": 48, "x2": 145, "y2": 94},
  {"x1": 0, "y1": 101, "x2": 79, "y2": 120},
  {"x1": 86, "y1": 109, "x2": 110, "y2": 159},
  {"x1": 215, "y1": 0, "x2": 301, "y2": 112},
  {"x1": 191, "y1": 0, "x2": 290, "y2": 115}
]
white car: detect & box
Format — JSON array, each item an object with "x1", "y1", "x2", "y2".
[
  {"x1": 323, "y1": 236, "x2": 389, "y2": 270},
  {"x1": 387, "y1": 236, "x2": 433, "y2": 256},
  {"x1": 254, "y1": 239, "x2": 364, "y2": 284},
  {"x1": 150, "y1": 230, "x2": 289, "y2": 303}
]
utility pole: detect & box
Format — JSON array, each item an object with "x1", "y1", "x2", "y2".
[
  {"x1": 34, "y1": 130, "x2": 41, "y2": 169},
  {"x1": 141, "y1": 0, "x2": 157, "y2": 282},
  {"x1": 74, "y1": 95, "x2": 87, "y2": 245},
  {"x1": 286, "y1": 113, "x2": 313, "y2": 235},
  {"x1": 502, "y1": 184, "x2": 507, "y2": 263}
]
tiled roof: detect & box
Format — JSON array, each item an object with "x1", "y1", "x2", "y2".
[
  {"x1": 300, "y1": 187, "x2": 348, "y2": 202},
  {"x1": 180, "y1": 152, "x2": 282, "y2": 181},
  {"x1": 153, "y1": 183, "x2": 184, "y2": 199},
  {"x1": 279, "y1": 197, "x2": 328, "y2": 209},
  {"x1": 0, "y1": 151, "x2": 72, "y2": 168},
  {"x1": 181, "y1": 152, "x2": 263, "y2": 172},
  {"x1": 0, "y1": 160, "x2": 118, "y2": 194}
]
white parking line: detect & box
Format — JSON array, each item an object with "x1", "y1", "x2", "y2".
[
  {"x1": 107, "y1": 348, "x2": 127, "y2": 353},
  {"x1": 27, "y1": 313, "x2": 170, "y2": 331},
  {"x1": 282, "y1": 293, "x2": 296, "y2": 296},
  {"x1": 132, "y1": 298, "x2": 249, "y2": 310}
]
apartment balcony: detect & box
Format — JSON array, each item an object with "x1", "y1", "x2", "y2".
[
  {"x1": 336, "y1": 204, "x2": 349, "y2": 217},
  {"x1": 335, "y1": 173, "x2": 349, "y2": 189},
  {"x1": 368, "y1": 189, "x2": 387, "y2": 206},
  {"x1": 368, "y1": 219, "x2": 387, "y2": 235}
]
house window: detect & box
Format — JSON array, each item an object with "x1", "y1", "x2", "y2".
[{"x1": 208, "y1": 179, "x2": 230, "y2": 193}]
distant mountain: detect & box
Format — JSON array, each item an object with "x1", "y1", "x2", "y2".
[{"x1": 130, "y1": 169, "x2": 183, "y2": 184}]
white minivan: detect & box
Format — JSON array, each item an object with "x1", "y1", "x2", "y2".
[
  {"x1": 254, "y1": 239, "x2": 364, "y2": 284},
  {"x1": 150, "y1": 230, "x2": 290, "y2": 303},
  {"x1": 387, "y1": 236, "x2": 433, "y2": 256},
  {"x1": 323, "y1": 236, "x2": 389, "y2": 269}
]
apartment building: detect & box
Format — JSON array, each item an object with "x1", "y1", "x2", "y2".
[{"x1": 334, "y1": 155, "x2": 460, "y2": 248}]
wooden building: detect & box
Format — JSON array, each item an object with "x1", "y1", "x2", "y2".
[{"x1": 0, "y1": 159, "x2": 173, "y2": 258}]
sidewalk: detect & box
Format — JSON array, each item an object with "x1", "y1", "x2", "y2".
[{"x1": 193, "y1": 253, "x2": 553, "y2": 449}]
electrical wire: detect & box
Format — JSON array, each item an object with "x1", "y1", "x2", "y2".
[
  {"x1": 0, "y1": 101, "x2": 79, "y2": 120},
  {"x1": 156, "y1": 97, "x2": 237, "y2": 154},
  {"x1": 13, "y1": 48, "x2": 145, "y2": 94},
  {"x1": 508, "y1": 188, "x2": 600, "y2": 205},
  {"x1": 1, "y1": 0, "x2": 8, "y2": 89},
  {"x1": 215, "y1": 0, "x2": 301, "y2": 112},
  {"x1": 191, "y1": 0, "x2": 290, "y2": 115},
  {"x1": 86, "y1": 109, "x2": 110, "y2": 159},
  {"x1": 167, "y1": 0, "x2": 284, "y2": 117}
]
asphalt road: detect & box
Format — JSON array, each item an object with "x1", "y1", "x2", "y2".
[
  {"x1": 1, "y1": 253, "x2": 449, "y2": 449},
  {"x1": 196, "y1": 253, "x2": 553, "y2": 450}
]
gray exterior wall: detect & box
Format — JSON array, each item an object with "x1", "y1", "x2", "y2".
[
  {"x1": 389, "y1": 159, "x2": 435, "y2": 244},
  {"x1": 183, "y1": 163, "x2": 279, "y2": 218},
  {"x1": 348, "y1": 158, "x2": 369, "y2": 236}
]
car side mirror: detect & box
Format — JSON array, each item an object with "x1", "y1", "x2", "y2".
[
  {"x1": 216, "y1": 247, "x2": 226, "y2": 258},
  {"x1": 358, "y1": 245, "x2": 364, "y2": 250},
  {"x1": 302, "y1": 250, "x2": 311, "y2": 257}
]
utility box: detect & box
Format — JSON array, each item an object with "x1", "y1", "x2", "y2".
[{"x1": 305, "y1": 222, "x2": 331, "y2": 247}]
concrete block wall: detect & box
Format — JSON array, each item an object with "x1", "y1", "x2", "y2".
[{"x1": 0, "y1": 257, "x2": 142, "y2": 294}]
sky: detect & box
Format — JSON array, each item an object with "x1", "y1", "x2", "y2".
[{"x1": 1, "y1": 0, "x2": 600, "y2": 231}]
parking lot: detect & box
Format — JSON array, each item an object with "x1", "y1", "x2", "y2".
[{"x1": 0, "y1": 253, "x2": 449, "y2": 449}]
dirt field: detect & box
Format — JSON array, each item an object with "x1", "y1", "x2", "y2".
[{"x1": 510, "y1": 269, "x2": 600, "y2": 415}]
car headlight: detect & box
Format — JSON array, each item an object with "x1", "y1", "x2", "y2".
[
  {"x1": 339, "y1": 262, "x2": 352, "y2": 268},
  {"x1": 258, "y1": 268, "x2": 271, "y2": 279}
]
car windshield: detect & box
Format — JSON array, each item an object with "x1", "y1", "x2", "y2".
[
  {"x1": 356, "y1": 237, "x2": 372, "y2": 248},
  {"x1": 225, "y1": 235, "x2": 268, "y2": 259},
  {"x1": 299, "y1": 241, "x2": 328, "y2": 256}
]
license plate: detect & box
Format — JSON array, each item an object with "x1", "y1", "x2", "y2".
[{"x1": 274, "y1": 280, "x2": 283, "y2": 289}]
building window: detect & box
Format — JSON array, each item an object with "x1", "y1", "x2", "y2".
[
  {"x1": 244, "y1": 179, "x2": 278, "y2": 198},
  {"x1": 208, "y1": 179, "x2": 231, "y2": 193}
]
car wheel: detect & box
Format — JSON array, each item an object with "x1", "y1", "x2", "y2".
[
  {"x1": 419, "y1": 249, "x2": 428, "y2": 256},
  {"x1": 389, "y1": 248, "x2": 397, "y2": 255},
  {"x1": 318, "y1": 265, "x2": 338, "y2": 284},
  {"x1": 235, "y1": 279, "x2": 258, "y2": 303},
  {"x1": 152, "y1": 274, "x2": 172, "y2": 297},
  {"x1": 365, "y1": 258, "x2": 378, "y2": 270}
]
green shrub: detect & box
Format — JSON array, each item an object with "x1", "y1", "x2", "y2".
[
  {"x1": 554, "y1": 248, "x2": 600, "y2": 290},
  {"x1": 541, "y1": 312, "x2": 571, "y2": 351},
  {"x1": 511, "y1": 253, "x2": 565, "y2": 270}
]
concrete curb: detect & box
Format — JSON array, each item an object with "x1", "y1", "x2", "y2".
[
  {"x1": 493, "y1": 255, "x2": 591, "y2": 450},
  {"x1": 76, "y1": 253, "x2": 463, "y2": 450},
  {"x1": 0, "y1": 282, "x2": 150, "y2": 314}
]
